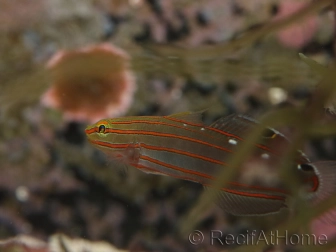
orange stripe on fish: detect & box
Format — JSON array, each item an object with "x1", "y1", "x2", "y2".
[
  {"x1": 107, "y1": 120, "x2": 219, "y2": 139},
  {"x1": 141, "y1": 143, "x2": 226, "y2": 165},
  {"x1": 140, "y1": 155, "x2": 214, "y2": 180},
  {"x1": 134, "y1": 161, "x2": 287, "y2": 200},
  {"x1": 89, "y1": 139, "x2": 226, "y2": 165},
  {"x1": 90, "y1": 139, "x2": 289, "y2": 195},
  {"x1": 165, "y1": 115, "x2": 276, "y2": 154},
  {"x1": 103, "y1": 128, "x2": 233, "y2": 153}
]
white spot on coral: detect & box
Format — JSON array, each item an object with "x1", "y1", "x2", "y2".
[
  {"x1": 261, "y1": 153, "x2": 270, "y2": 159},
  {"x1": 129, "y1": 0, "x2": 142, "y2": 7},
  {"x1": 183, "y1": 124, "x2": 187, "y2": 127},
  {"x1": 228, "y1": 139, "x2": 237, "y2": 145},
  {"x1": 201, "y1": 128, "x2": 205, "y2": 131},
  {"x1": 268, "y1": 87, "x2": 288, "y2": 105},
  {"x1": 16, "y1": 186, "x2": 29, "y2": 202}
]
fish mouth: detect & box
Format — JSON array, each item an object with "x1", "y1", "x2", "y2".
[{"x1": 87, "y1": 138, "x2": 96, "y2": 144}]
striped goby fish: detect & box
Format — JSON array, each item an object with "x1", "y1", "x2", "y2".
[{"x1": 85, "y1": 112, "x2": 336, "y2": 215}]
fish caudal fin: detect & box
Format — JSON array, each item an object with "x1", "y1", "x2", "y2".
[
  {"x1": 309, "y1": 161, "x2": 336, "y2": 224},
  {"x1": 310, "y1": 161, "x2": 336, "y2": 203},
  {"x1": 205, "y1": 187, "x2": 287, "y2": 216}
]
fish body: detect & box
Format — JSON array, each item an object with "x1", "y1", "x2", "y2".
[{"x1": 85, "y1": 112, "x2": 336, "y2": 215}]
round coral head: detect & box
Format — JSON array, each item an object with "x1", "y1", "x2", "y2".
[{"x1": 42, "y1": 43, "x2": 135, "y2": 122}]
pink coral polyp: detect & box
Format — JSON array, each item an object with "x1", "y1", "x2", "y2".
[
  {"x1": 42, "y1": 44, "x2": 135, "y2": 122},
  {"x1": 275, "y1": 0, "x2": 317, "y2": 49}
]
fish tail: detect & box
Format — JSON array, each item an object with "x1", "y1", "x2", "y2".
[
  {"x1": 308, "y1": 161, "x2": 336, "y2": 225},
  {"x1": 310, "y1": 161, "x2": 336, "y2": 203}
]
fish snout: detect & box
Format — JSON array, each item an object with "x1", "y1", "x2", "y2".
[{"x1": 85, "y1": 126, "x2": 96, "y2": 135}]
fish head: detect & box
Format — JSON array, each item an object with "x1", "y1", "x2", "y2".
[
  {"x1": 85, "y1": 119, "x2": 116, "y2": 154},
  {"x1": 85, "y1": 119, "x2": 110, "y2": 141},
  {"x1": 85, "y1": 118, "x2": 140, "y2": 163}
]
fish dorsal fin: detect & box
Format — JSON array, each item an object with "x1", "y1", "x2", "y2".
[
  {"x1": 205, "y1": 186, "x2": 287, "y2": 216},
  {"x1": 210, "y1": 114, "x2": 257, "y2": 137},
  {"x1": 210, "y1": 114, "x2": 286, "y2": 141},
  {"x1": 167, "y1": 111, "x2": 204, "y2": 124}
]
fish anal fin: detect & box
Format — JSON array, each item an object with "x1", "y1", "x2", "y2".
[{"x1": 205, "y1": 187, "x2": 287, "y2": 216}]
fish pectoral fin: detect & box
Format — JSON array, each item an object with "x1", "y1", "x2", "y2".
[
  {"x1": 104, "y1": 157, "x2": 130, "y2": 176},
  {"x1": 167, "y1": 111, "x2": 205, "y2": 124},
  {"x1": 205, "y1": 187, "x2": 287, "y2": 216}
]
